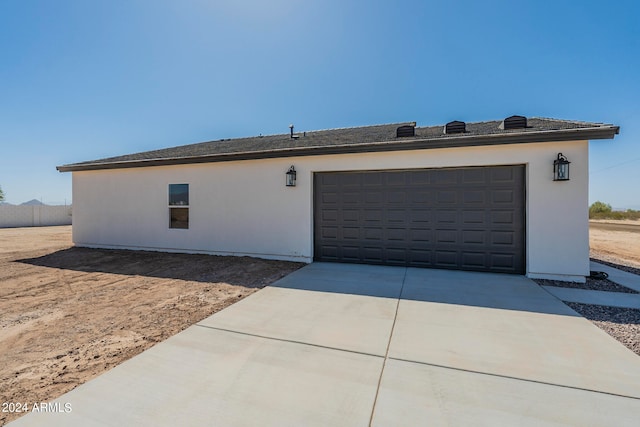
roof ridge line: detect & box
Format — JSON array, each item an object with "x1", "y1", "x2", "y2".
[
  {"x1": 174, "y1": 121, "x2": 418, "y2": 146},
  {"x1": 287, "y1": 121, "x2": 416, "y2": 134},
  {"x1": 529, "y1": 116, "x2": 610, "y2": 126}
]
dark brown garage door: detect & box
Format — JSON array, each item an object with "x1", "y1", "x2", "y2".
[{"x1": 314, "y1": 165, "x2": 525, "y2": 274}]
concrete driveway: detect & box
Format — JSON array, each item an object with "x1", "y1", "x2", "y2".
[{"x1": 11, "y1": 263, "x2": 640, "y2": 426}]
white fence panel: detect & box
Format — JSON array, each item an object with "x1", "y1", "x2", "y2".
[{"x1": 0, "y1": 205, "x2": 72, "y2": 228}]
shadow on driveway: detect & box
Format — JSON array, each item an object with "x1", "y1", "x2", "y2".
[{"x1": 270, "y1": 262, "x2": 580, "y2": 317}]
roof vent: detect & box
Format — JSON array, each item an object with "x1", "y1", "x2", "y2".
[
  {"x1": 444, "y1": 120, "x2": 466, "y2": 134},
  {"x1": 396, "y1": 124, "x2": 415, "y2": 138},
  {"x1": 289, "y1": 124, "x2": 300, "y2": 139},
  {"x1": 500, "y1": 115, "x2": 528, "y2": 130}
]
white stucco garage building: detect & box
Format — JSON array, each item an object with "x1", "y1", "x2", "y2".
[{"x1": 58, "y1": 116, "x2": 619, "y2": 282}]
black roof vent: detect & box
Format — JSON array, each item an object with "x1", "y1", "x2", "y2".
[
  {"x1": 500, "y1": 115, "x2": 528, "y2": 130},
  {"x1": 289, "y1": 124, "x2": 300, "y2": 139},
  {"x1": 444, "y1": 120, "x2": 466, "y2": 134},
  {"x1": 396, "y1": 124, "x2": 415, "y2": 138}
]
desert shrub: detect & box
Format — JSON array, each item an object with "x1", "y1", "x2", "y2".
[
  {"x1": 589, "y1": 201, "x2": 640, "y2": 220},
  {"x1": 589, "y1": 201, "x2": 612, "y2": 216},
  {"x1": 623, "y1": 210, "x2": 640, "y2": 220}
]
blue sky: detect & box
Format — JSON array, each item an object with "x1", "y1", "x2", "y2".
[{"x1": 1, "y1": 0, "x2": 638, "y2": 208}]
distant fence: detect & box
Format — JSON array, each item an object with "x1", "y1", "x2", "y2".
[{"x1": 0, "y1": 205, "x2": 72, "y2": 228}]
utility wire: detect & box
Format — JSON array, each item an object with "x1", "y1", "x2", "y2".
[{"x1": 590, "y1": 157, "x2": 640, "y2": 174}]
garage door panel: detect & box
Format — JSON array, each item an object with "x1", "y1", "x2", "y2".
[
  {"x1": 492, "y1": 190, "x2": 515, "y2": 204},
  {"x1": 343, "y1": 209, "x2": 359, "y2": 222},
  {"x1": 462, "y1": 168, "x2": 487, "y2": 184},
  {"x1": 436, "y1": 230, "x2": 458, "y2": 244},
  {"x1": 341, "y1": 246, "x2": 361, "y2": 261},
  {"x1": 437, "y1": 190, "x2": 457, "y2": 204},
  {"x1": 318, "y1": 174, "x2": 340, "y2": 186},
  {"x1": 491, "y1": 167, "x2": 516, "y2": 182},
  {"x1": 433, "y1": 169, "x2": 458, "y2": 184},
  {"x1": 409, "y1": 249, "x2": 432, "y2": 265},
  {"x1": 436, "y1": 210, "x2": 457, "y2": 223},
  {"x1": 435, "y1": 250, "x2": 458, "y2": 266},
  {"x1": 321, "y1": 226, "x2": 338, "y2": 240},
  {"x1": 363, "y1": 247, "x2": 383, "y2": 262},
  {"x1": 363, "y1": 227, "x2": 383, "y2": 241},
  {"x1": 386, "y1": 228, "x2": 407, "y2": 241},
  {"x1": 490, "y1": 253, "x2": 517, "y2": 270},
  {"x1": 463, "y1": 190, "x2": 486, "y2": 204},
  {"x1": 386, "y1": 173, "x2": 408, "y2": 186},
  {"x1": 410, "y1": 171, "x2": 431, "y2": 185},
  {"x1": 491, "y1": 231, "x2": 514, "y2": 245},
  {"x1": 342, "y1": 227, "x2": 359, "y2": 240},
  {"x1": 363, "y1": 209, "x2": 383, "y2": 222},
  {"x1": 363, "y1": 173, "x2": 382, "y2": 186},
  {"x1": 462, "y1": 210, "x2": 486, "y2": 224},
  {"x1": 491, "y1": 210, "x2": 514, "y2": 224},
  {"x1": 322, "y1": 209, "x2": 339, "y2": 222},
  {"x1": 411, "y1": 191, "x2": 434, "y2": 203},
  {"x1": 341, "y1": 174, "x2": 361, "y2": 187},
  {"x1": 342, "y1": 192, "x2": 361, "y2": 204},
  {"x1": 388, "y1": 209, "x2": 407, "y2": 222},
  {"x1": 462, "y1": 230, "x2": 486, "y2": 245},
  {"x1": 322, "y1": 192, "x2": 338, "y2": 204},
  {"x1": 319, "y1": 245, "x2": 339, "y2": 259},
  {"x1": 387, "y1": 191, "x2": 407, "y2": 204},
  {"x1": 365, "y1": 191, "x2": 384, "y2": 203},
  {"x1": 386, "y1": 247, "x2": 408, "y2": 263},
  {"x1": 410, "y1": 209, "x2": 432, "y2": 223},
  {"x1": 314, "y1": 166, "x2": 524, "y2": 274},
  {"x1": 462, "y1": 252, "x2": 487, "y2": 268},
  {"x1": 410, "y1": 228, "x2": 432, "y2": 242}
]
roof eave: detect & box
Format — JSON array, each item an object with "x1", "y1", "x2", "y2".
[{"x1": 56, "y1": 125, "x2": 620, "y2": 172}]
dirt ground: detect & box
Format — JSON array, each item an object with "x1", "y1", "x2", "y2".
[
  {"x1": 589, "y1": 220, "x2": 640, "y2": 268},
  {"x1": 0, "y1": 226, "x2": 303, "y2": 426},
  {"x1": 2, "y1": 223, "x2": 639, "y2": 425}
]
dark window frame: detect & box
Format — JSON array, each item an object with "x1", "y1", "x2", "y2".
[{"x1": 169, "y1": 184, "x2": 189, "y2": 229}]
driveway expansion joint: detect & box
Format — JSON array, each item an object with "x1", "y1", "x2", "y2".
[
  {"x1": 194, "y1": 323, "x2": 385, "y2": 359},
  {"x1": 368, "y1": 267, "x2": 408, "y2": 427},
  {"x1": 387, "y1": 357, "x2": 640, "y2": 401}
]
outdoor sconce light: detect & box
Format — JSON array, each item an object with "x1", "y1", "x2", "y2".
[
  {"x1": 286, "y1": 165, "x2": 297, "y2": 187},
  {"x1": 553, "y1": 153, "x2": 571, "y2": 181}
]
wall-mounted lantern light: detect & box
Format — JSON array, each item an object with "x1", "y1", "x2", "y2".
[
  {"x1": 553, "y1": 153, "x2": 570, "y2": 181},
  {"x1": 286, "y1": 165, "x2": 297, "y2": 187}
]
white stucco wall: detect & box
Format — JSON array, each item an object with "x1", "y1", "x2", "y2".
[
  {"x1": 72, "y1": 139, "x2": 590, "y2": 280},
  {"x1": 0, "y1": 205, "x2": 72, "y2": 228}
]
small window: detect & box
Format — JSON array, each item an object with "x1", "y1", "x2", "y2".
[
  {"x1": 170, "y1": 207, "x2": 189, "y2": 229},
  {"x1": 169, "y1": 184, "x2": 189, "y2": 229},
  {"x1": 169, "y1": 183, "x2": 189, "y2": 206}
]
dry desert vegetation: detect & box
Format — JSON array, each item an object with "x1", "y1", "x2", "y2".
[{"x1": 0, "y1": 226, "x2": 303, "y2": 425}]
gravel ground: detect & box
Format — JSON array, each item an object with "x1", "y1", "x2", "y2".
[
  {"x1": 533, "y1": 267, "x2": 640, "y2": 357},
  {"x1": 591, "y1": 257, "x2": 640, "y2": 276},
  {"x1": 565, "y1": 303, "x2": 640, "y2": 356},
  {"x1": 533, "y1": 277, "x2": 639, "y2": 294}
]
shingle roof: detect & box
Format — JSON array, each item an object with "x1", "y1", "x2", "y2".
[{"x1": 57, "y1": 117, "x2": 619, "y2": 172}]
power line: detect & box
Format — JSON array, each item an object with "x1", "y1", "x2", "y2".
[{"x1": 590, "y1": 157, "x2": 640, "y2": 174}]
